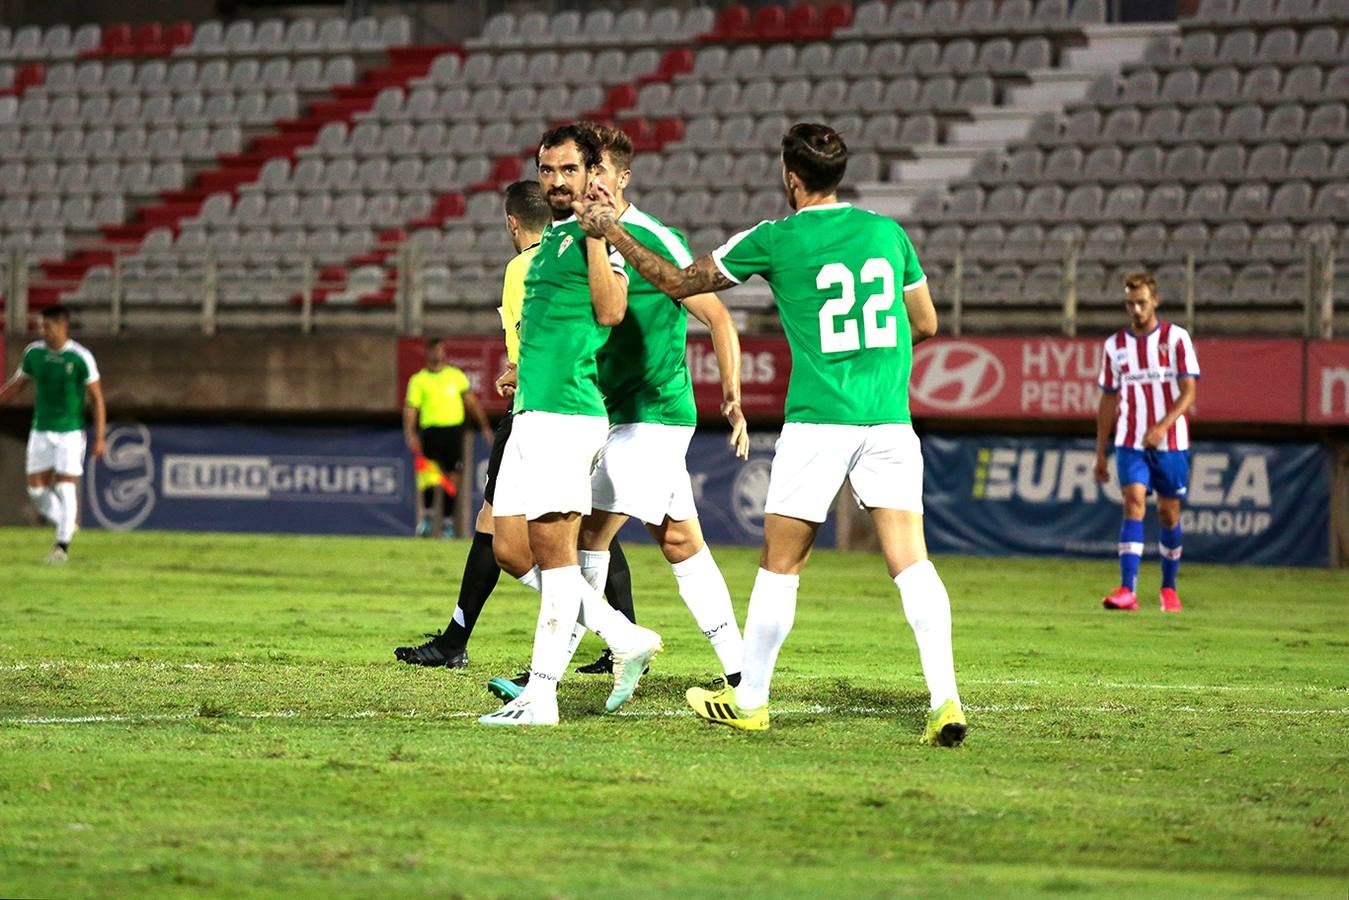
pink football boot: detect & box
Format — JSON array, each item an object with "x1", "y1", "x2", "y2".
[{"x1": 1102, "y1": 587, "x2": 1140, "y2": 611}]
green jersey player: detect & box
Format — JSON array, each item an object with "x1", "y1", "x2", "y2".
[
  {"x1": 572, "y1": 122, "x2": 749, "y2": 690},
  {"x1": 0, "y1": 305, "x2": 107, "y2": 563},
  {"x1": 574, "y1": 122, "x2": 967, "y2": 746},
  {"x1": 479, "y1": 124, "x2": 662, "y2": 728}
]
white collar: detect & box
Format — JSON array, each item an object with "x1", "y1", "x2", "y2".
[
  {"x1": 794, "y1": 202, "x2": 851, "y2": 215},
  {"x1": 552, "y1": 214, "x2": 578, "y2": 226}
]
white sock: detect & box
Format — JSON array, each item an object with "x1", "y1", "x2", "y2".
[
  {"x1": 55, "y1": 481, "x2": 78, "y2": 544},
  {"x1": 578, "y1": 549, "x2": 610, "y2": 595},
  {"x1": 734, "y1": 568, "x2": 799, "y2": 710},
  {"x1": 895, "y1": 560, "x2": 961, "y2": 710},
  {"x1": 576, "y1": 577, "x2": 643, "y2": 652},
  {"x1": 27, "y1": 485, "x2": 61, "y2": 525},
  {"x1": 671, "y1": 545, "x2": 743, "y2": 677},
  {"x1": 516, "y1": 566, "x2": 541, "y2": 592},
  {"x1": 520, "y1": 566, "x2": 584, "y2": 705},
  {"x1": 557, "y1": 548, "x2": 615, "y2": 666}
]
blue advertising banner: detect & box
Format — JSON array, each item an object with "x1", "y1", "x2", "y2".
[
  {"x1": 468, "y1": 430, "x2": 834, "y2": 549},
  {"x1": 921, "y1": 435, "x2": 1331, "y2": 567},
  {"x1": 85, "y1": 424, "x2": 416, "y2": 536}
]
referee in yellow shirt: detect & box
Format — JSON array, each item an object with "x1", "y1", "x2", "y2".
[
  {"x1": 395, "y1": 180, "x2": 637, "y2": 674},
  {"x1": 404, "y1": 338, "x2": 491, "y2": 537}
]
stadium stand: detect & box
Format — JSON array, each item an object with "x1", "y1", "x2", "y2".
[{"x1": 0, "y1": 2, "x2": 1343, "y2": 335}]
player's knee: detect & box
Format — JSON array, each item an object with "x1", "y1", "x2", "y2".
[
  {"x1": 659, "y1": 528, "x2": 701, "y2": 563},
  {"x1": 492, "y1": 535, "x2": 531, "y2": 578}
]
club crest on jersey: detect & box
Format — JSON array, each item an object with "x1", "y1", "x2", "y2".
[
  {"x1": 557, "y1": 234, "x2": 574, "y2": 257},
  {"x1": 1158, "y1": 345, "x2": 1170, "y2": 367},
  {"x1": 66, "y1": 362, "x2": 74, "y2": 373}
]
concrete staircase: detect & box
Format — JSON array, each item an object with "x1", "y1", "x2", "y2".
[{"x1": 857, "y1": 23, "x2": 1177, "y2": 218}]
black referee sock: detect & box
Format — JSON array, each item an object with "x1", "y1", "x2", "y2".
[
  {"x1": 439, "y1": 530, "x2": 502, "y2": 651},
  {"x1": 605, "y1": 540, "x2": 637, "y2": 625}
]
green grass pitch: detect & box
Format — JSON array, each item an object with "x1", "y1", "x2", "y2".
[{"x1": 1, "y1": 527, "x2": 1346, "y2": 898}]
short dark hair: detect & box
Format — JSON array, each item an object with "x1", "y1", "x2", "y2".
[
  {"x1": 1124, "y1": 272, "x2": 1158, "y2": 296},
  {"x1": 579, "y1": 120, "x2": 634, "y2": 173},
  {"x1": 782, "y1": 123, "x2": 848, "y2": 194},
  {"x1": 537, "y1": 123, "x2": 601, "y2": 170},
  {"x1": 425, "y1": 337, "x2": 443, "y2": 352},
  {"x1": 40, "y1": 305, "x2": 71, "y2": 322},
  {"x1": 503, "y1": 180, "x2": 550, "y2": 232}
]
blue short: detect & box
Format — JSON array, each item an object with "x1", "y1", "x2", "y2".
[{"x1": 1116, "y1": 447, "x2": 1190, "y2": 499}]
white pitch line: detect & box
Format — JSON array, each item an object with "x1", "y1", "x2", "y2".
[
  {"x1": 4, "y1": 703, "x2": 1347, "y2": 727},
  {"x1": 2, "y1": 661, "x2": 1344, "y2": 696}
]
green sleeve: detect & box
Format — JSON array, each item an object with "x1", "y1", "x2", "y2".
[
  {"x1": 404, "y1": 375, "x2": 421, "y2": 408},
  {"x1": 452, "y1": 367, "x2": 471, "y2": 394},
  {"x1": 897, "y1": 226, "x2": 926, "y2": 292},
  {"x1": 20, "y1": 349, "x2": 35, "y2": 376},
  {"x1": 711, "y1": 220, "x2": 774, "y2": 285}
]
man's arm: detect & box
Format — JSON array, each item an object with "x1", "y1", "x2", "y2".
[
  {"x1": 0, "y1": 371, "x2": 28, "y2": 407},
  {"x1": 683, "y1": 292, "x2": 749, "y2": 460},
  {"x1": 574, "y1": 196, "x2": 734, "y2": 301},
  {"x1": 586, "y1": 237, "x2": 628, "y2": 326},
  {"x1": 1143, "y1": 377, "x2": 1197, "y2": 449},
  {"x1": 902, "y1": 282, "x2": 938, "y2": 344},
  {"x1": 494, "y1": 362, "x2": 517, "y2": 398},
  {"x1": 1094, "y1": 390, "x2": 1118, "y2": 483},
  {"x1": 462, "y1": 389, "x2": 492, "y2": 441},
  {"x1": 86, "y1": 380, "x2": 107, "y2": 459},
  {"x1": 403, "y1": 406, "x2": 422, "y2": 456}
]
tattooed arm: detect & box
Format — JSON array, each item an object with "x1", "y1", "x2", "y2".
[{"x1": 573, "y1": 193, "x2": 736, "y2": 301}]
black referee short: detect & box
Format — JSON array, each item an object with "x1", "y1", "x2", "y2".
[
  {"x1": 483, "y1": 410, "x2": 514, "y2": 506},
  {"x1": 419, "y1": 425, "x2": 464, "y2": 477}
]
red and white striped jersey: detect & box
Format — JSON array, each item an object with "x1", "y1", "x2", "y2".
[{"x1": 1097, "y1": 320, "x2": 1200, "y2": 450}]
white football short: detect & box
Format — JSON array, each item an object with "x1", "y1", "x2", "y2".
[
  {"x1": 26, "y1": 429, "x2": 87, "y2": 477},
  {"x1": 764, "y1": 422, "x2": 924, "y2": 523},
  {"x1": 591, "y1": 422, "x2": 698, "y2": 526},
  {"x1": 491, "y1": 411, "x2": 608, "y2": 521}
]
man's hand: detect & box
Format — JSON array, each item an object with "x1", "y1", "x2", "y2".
[
  {"x1": 92, "y1": 436, "x2": 106, "y2": 459},
  {"x1": 572, "y1": 182, "x2": 621, "y2": 238},
  {"x1": 1094, "y1": 452, "x2": 1110, "y2": 484},
  {"x1": 723, "y1": 400, "x2": 749, "y2": 461},
  {"x1": 495, "y1": 364, "x2": 517, "y2": 398},
  {"x1": 1143, "y1": 424, "x2": 1166, "y2": 449}
]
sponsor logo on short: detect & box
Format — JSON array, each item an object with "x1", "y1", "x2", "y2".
[
  {"x1": 162, "y1": 455, "x2": 399, "y2": 501},
  {"x1": 910, "y1": 342, "x2": 1005, "y2": 411}
]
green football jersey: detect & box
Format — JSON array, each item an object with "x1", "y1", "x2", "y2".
[
  {"x1": 516, "y1": 217, "x2": 622, "y2": 417},
  {"x1": 712, "y1": 203, "x2": 926, "y2": 426},
  {"x1": 597, "y1": 204, "x2": 697, "y2": 427},
  {"x1": 19, "y1": 340, "x2": 100, "y2": 433}
]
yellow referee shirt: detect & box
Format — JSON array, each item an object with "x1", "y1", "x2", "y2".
[
  {"x1": 499, "y1": 241, "x2": 540, "y2": 365},
  {"x1": 405, "y1": 366, "x2": 471, "y2": 428}
]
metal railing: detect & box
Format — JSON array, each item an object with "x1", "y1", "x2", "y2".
[{"x1": 2, "y1": 236, "x2": 1341, "y2": 339}]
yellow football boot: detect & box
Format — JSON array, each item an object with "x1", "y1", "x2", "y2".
[
  {"x1": 686, "y1": 685, "x2": 769, "y2": 732},
  {"x1": 923, "y1": 698, "x2": 968, "y2": 747}
]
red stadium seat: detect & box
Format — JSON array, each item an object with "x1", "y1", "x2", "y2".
[
  {"x1": 14, "y1": 63, "x2": 46, "y2": 92},
  {"x1": 821, "y1": 2, "x2": 854, "y2": 33},
  {"x1": 602, "y1": 83, "x2": 637, "y2": 117},
  {"x1": 640, "y1": 48, "x2": 693, "y2": 84},
  {"x1": 100, "y1": 23, "x2": 134, "y2": 57},
  {"x1": 165, "y1": 22, "x2": 195, "y2": 51},
  {"x1": 788, "y1": 4, "x2": 824, "y2": 39},
  {"x1": 134, "y1": 22, "x2": 166, "y2": 55},
  {"x1": 755, "y1": 5, "x2": 792, "y2": 41},
  {"x1": 653, "y1": 117, "x2": 685, "y2": 146},
  {"x1": 703, "y1": 4, "x2": 751, "y2": 41},
  {"x1": 627, "y1": 118, "x2": 659, "y2": 153}
]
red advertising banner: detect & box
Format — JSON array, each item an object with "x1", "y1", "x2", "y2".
[
  {"x1": 398, "y1": 335, "x2": 1323, "y2": 425},
  {"x1": 1306, "y1": 341, "x2": 1349, "y2": 425},
  {"x1": 1189, "y1": 338, "x2": 1304, "y2": 424}
]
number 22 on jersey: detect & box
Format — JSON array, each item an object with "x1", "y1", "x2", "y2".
[{"x1": 816, "y1": 258, "x2": 897, "y2": 353}]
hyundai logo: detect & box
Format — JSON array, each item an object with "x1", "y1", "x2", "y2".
[{"x1": 910, "y1": 342, "x2": 1006, "y2": 411}]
